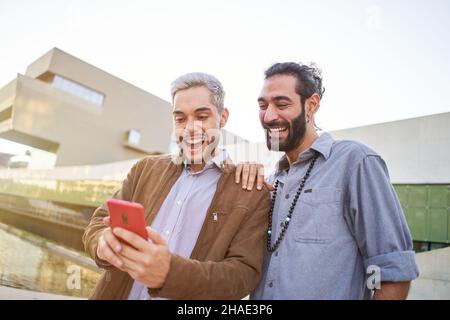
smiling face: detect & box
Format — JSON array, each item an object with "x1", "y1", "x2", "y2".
[
  {"x1": 258, "y1": 74, "x2": 307, "y2": 152},
  {"x1": 173, "y1": 85, "x2": 228, "y2": 167}
]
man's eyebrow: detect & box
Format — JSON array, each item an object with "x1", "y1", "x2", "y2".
[
  {"x1": 194, "y1": 106, "x2": 213, "y2": 113},
  {"x1": 272, "y1": 96, "x2": 293, "y2": 102},
  {"x1": 172, "y1": 106, "x2": 213, "y2": 115},
  {"x1": 258, "y1": 96, "x2": 293, "y2": 103}
]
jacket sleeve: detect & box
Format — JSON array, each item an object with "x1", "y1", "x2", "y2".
[
  {"x1": 148, "y1": 191, "x2": 270, "y2": 300},
  {"x1": 82, "y1": 160, "x2": 141, "y2": 269}
]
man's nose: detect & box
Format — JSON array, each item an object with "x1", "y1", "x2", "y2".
[
  {"x1": 185, "y1": 119, "x2": 203, "y2": 135},
  {"x1": 263, "y1": 105, "x2": 279, "y2": 123}
]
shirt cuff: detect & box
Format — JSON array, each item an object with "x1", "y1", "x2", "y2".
[{"x1": 363, "y1": 250, "x2": 419, "y2": 282}]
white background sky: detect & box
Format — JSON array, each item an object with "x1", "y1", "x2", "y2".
[{"x1": 1, "y1": 0, "x2": 450, "y2": 157}]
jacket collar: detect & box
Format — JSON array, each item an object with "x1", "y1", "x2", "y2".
[{"x1": 171, "y1": 148, "x2": 235, "y2": 173}]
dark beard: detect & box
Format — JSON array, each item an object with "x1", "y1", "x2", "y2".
[{"x1": 262, "y1": 104, "x2": 307, "y2": 152}]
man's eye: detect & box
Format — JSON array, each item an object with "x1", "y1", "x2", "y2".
[
  {"x1": 198, "y1": 115, "x2": 208, "y2": 121},
  {"x1": 175, "y1": 117, "x2": 185, "y2": 123},
  {"x1": 259, "y1": 105, "x2": 268, "y2": 110},
  {"x1": 277, "y1": 104, "x2": 288, "y2": 108}
]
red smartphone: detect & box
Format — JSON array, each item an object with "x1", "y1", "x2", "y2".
[{"x1": 107, "y1": 199, "x2": 148, "y2": 243}]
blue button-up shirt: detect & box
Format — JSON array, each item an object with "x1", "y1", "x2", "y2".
[
  {"x1": 128, "y1": 149, "x2": 228, "y2": 300},
  {"x1": 251, "y1": 132, "x2": 419, "y2": 300}
]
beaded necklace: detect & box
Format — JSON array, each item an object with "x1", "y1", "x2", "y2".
[{"x1": 267, "y1": 153, "x2": 319, "y2": 252}]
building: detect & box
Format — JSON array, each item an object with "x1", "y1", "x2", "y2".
[
  {"x1": 0, "y1": 152, "x2": 15, "y2": 168},
  {"x1": 330, "y1": 112, "x2": 450, "y2": 250},
  {"x1": 0, "y1": 48, "x2": 173, "y2": 166}
]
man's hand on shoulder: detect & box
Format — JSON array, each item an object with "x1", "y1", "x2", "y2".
[{"x1": 235, "y1": 162, "x2": 273, "y2": 191}]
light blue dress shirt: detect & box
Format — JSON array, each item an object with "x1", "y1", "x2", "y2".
[{"x1": 251, "y1": 132, "x2": 419, "y2": 300}]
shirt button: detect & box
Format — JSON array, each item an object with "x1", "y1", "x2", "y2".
[
  {"x1": 177, "y1": 200, "x2": 182, "y2": 206},
  {"x1": 275, "y1": 252, "x2": 278, "y2": 257},
  {"x1": 285, "y1": 194, "x2": 290, "y2": 199},
  {"x1": 268, "y1": 282, "x2": 273, "y2": 288}
]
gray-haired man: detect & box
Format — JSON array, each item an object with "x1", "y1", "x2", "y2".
[{"x1": 84, "y1": 72, "x2": 270, "y2": 299}]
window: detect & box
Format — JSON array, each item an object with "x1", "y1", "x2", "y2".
[
  {"x1": 52, "y1": 75, "x2": 105, "y2": 106},
  {"x1": 127, "y1": 129, "x2": 141, "y2": 146}
]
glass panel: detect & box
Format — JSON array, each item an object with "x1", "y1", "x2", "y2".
[
  {"x1": 52, "y1": 75, "x2": 104, "y2": 106},
  {"x1": 405, "y1": 207, "x2": 427, "y2": 241},
  {"x1": 429, "y1": 185, "x2": 449, "y2": 208},
  {"x1": 428, "y1": 208, "x2": 448, "y2": 242},
  {"x1": 408, "y1": 185, "x2": 428, "y2": 207}
]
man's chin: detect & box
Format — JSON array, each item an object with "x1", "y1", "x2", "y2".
[
  {"x1": 184, "y1": 156, "x2": 204, "y2": 165},
  {"x1": 182, "y1": 149, "x2": 213, "y2": 165},
  {"x1": 266, "y1": 137, "x2": 289, "y2": 152},
  {"x1": 179, "y1": 140, "x2": 218, "y2": 164}
]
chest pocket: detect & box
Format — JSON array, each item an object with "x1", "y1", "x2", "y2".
[{"x1": 292, "y1": 187, "x2": 343, "y2": 244}]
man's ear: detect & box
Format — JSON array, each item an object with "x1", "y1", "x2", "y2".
[
  {"x1": 220, "y1": 107, "x2": 229, "y2": 128},
  {"x1": 307, "y1": 93, "x2": 321, "y2": 116}
]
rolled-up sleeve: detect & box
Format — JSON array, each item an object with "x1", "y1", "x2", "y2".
[{"x1": 346, "y1": 154, "x2": 419, "y2": 282}]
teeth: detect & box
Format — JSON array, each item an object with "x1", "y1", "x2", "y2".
[
  {"x1": 184, "y1": 136, "x2": 205, "y2": 144},
  {"x1": 269, "y1": 127, "x2": 287, "y2": 133},
  {"x1": 186, "y1": 139, "x2": 203, "y2": 144},
  {"x1": 184, "y1": 138, "x2": 206, "y2": 148}
]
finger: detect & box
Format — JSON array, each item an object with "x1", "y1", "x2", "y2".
[
  {"x1": 118, "y1": 253, "x2": 142, "y2": 274},
  {"x1": 265, "y1": 182, "x2": 274, "y2": 191},
  {"x1": 104, "y1": 228, "x2": 122, "y2": 253},
  {"x1": 256, "y1": 165, "x2": 265, "y2": 190},
  {"x1": 246, "y1": 164, "x2": 257, "y2": 191},
  {"x1": 146, "y1": 227, "x2": 167, "y2": 246},
  {"x1": 241, "y1": 164, "x2": 250, "y2": 189},
  {"x1": 113, "y1": 227, "x2": 148, "y2": 252},
  {"x1": 118, "y1": 241, "x2": 143, "y2": 262},
  {"x1": 235, "y1": 163, "x2": 243, "y2": 183},
  {"x1": 98, "y1": 236, "x2": 124, "y2": 269},
  {"x1": 103, "y1": 216, "x2": 111, "y2": 226}
]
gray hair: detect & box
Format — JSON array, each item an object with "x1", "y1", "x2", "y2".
[{"x1": 170, "y1": 72, "x2": 225, "y2": 113}]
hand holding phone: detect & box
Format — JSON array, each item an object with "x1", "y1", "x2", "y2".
[{"x1": 107, "y1": 199, "x2": 148, "y2": 242}]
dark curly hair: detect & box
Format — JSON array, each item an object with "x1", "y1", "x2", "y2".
[{"x1": 264, "y1": 62, "x2": 325, "y2": 107}]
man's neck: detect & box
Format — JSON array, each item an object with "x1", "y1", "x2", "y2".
[
  {"x1": 188, "y1": 148, "x2": 218, "y2": 173},
  {"x1": 190, "y1": 163, "x2": 205, "y2": 173},
  {"x1": 286, "y1": 130, "x2": 319, "y2": 165}
]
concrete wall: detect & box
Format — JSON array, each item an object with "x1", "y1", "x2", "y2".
[
  {"x1": 330, "y1": 112, "x2": 450, "y2": 184},
  {"x1": 409, "y1": 247, "x2": 450, "y2": 299}
]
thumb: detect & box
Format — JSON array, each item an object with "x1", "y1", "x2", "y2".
[
  {"x1": 103, "y1": 216, "x2": 111, "y2": 226},
  {"x1": 265, "y1": 182, "x2": 274, "y2": 191},
  {"x1": 146, "y1": 227, "x2": 167, "y2": 245}
]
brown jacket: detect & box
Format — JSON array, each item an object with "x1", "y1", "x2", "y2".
[{"x1": 83, "y1": 154, "x2": 270, "y2": 300}]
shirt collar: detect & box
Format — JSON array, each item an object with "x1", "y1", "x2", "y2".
[
  {"x1": 275, "y1": 132, "x2": 334, "y2": 174},
  {"x1": 179, "y1": 148, "x2": 233, "y2": 174},
  {"x1": 209, "y1": 148, "x2": 231, "y2": 171}
]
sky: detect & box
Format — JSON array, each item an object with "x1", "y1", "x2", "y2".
[{"x1": 1, "y1": 0, "x2": 450, "y2": 158}]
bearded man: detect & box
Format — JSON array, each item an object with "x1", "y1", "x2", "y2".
[{"x1": 238, "y1": 62, "x2": 419, "y2": 299}]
